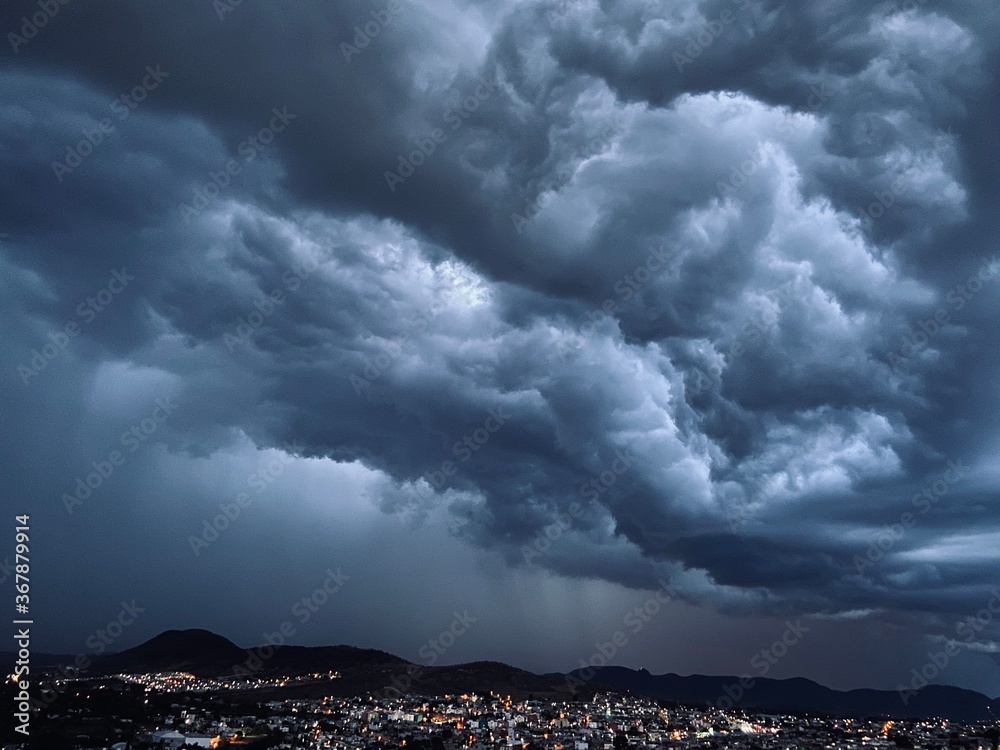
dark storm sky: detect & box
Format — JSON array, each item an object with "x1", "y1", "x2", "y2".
[{"x1": 2, "y1": 0, "x2": 999, "y2": 696}]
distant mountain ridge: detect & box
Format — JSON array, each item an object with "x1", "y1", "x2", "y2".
[
  {"x1": 7, "y1": 629, "x2": 999, "y2": 722},
  {"x1": 571, "y1": 666, "x2": 1000, "y2": 724}
]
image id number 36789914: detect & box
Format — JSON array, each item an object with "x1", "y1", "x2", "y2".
[{"x1": 14, "y1": 516, "x2": 29, "y2": 614}]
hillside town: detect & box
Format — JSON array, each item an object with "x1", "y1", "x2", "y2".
[{"x1": 13, "y1": 677, "x2": 1000, "y2": 750}]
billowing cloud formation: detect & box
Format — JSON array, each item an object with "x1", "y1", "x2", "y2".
[{"x1": 2, "y1": 0, "x2": 1000, "y2": 690}]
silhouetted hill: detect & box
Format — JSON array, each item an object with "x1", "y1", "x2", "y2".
[
  {"x1": 82, "y1": 630, "x2": 408, "y2": 679},
  {"x1": 91, "y1": 628, "x2": 246, "y2": 676}
]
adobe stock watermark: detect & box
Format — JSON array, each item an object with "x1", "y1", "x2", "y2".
[
  {"x1": 340, "y1": 0, "x2": 404, "y2": 62},
  {"x1": 885, "y1": 253, "x2": 1000, "y2": 371},
  {"x1": 223, "y1": 255, "x2": 321, "y2": 352},
  {"x1": 384, "y1": 75, "x2": 497, "y2": 192},
  {"x1": 579, "y1": 448, "x2": 637, "y2": 502},
  {"x1": 376, "y1": 609, "x2": 477, "y2": 699},
  {"x1": 606, "y1": 247, "x2": 675, "y2": 311},
  {"x1": 724, "y1": 493, "x2": 760, "y2": 534},
  {"x1": 418, "y1": 610, "x2": 478, "y2": 665},
  {"x1": 400, "y1": 407, "x2": 512, "y2": 508},
  {"x1": 853, "y1": 459, "x2": 966, "y2": 574},
  {"x1": 179, "y1": 106, "x2": 297, "y2": 223},
  {"x1": 211, "y1": 0, "x2": 249, "y2": 20},
  {"x1": 7, "y1": 0, "x2": 71, "y2": 54},
  {"x1": 522, "y1": 448, "x2": 636, "y2": 564},
  {"x1": 673, "y1": 0, "x2": 753, "y2": 72},
  {"x1": 30, "y1": 599, "x2": 145, "y2": 711},
  {"x1": 683, "y1": 278, "x2": 799, "y2": 399},
  {"x1": 387, "y1": 488, "x2": 473, "y2": 536},
  {"x1": 897, "y1": 588, "x2": 1000, "y2": 705},
  {"x1": 188, "y1": 441, "x2": 303, "y2": 555},
  {"x1": 715, "y1": 141, "x2": 781, "y2": 200},
  {"x1": 876, "y1": 0, "x2": 934, "y2": 18},
  {"x1": 350, "y1": 264, "x2": 490, "y2": 393},
  {"x1": 565, "y1": 578, "x2": 679, "y2": 694},
  {"x1": 62, "y1": 398, "x2": 178, "y2": 514},
  {"x1": 521, "y1": 499, "x2": 596, "y2": 566},
  {"x1": 556, "y1": 243, "x2": 679, "y2": 362},
  {"x1": 442, "y1": 259, "x2": 492, "y2": 304},
  {"x1": 717, "y1": 619, "x2": 811, "y2": 709},
  {"x1": 716, "y1": 83, "x2": 831, "y2": 201},
  {"x1": 51, "y1": 65, "x2": 169, "y2": 182},
  {"x1": 350, "y1": 314, "x2": 434, "y2": 394},
  {"x1": 84, "y1": 600, "x2": 145, "y2": 654},
  {"x1": 857, "y1": 127, "x2": 955, "y2": 223},
  {"x1": 18, "y1": 268, "x2": 135, "y2": 386},
  {"x1": 232, "y1": 567, "x2": 350, "y2": 677},
  {"x1": 544, "y1": 0, "x2": 579, "y2": 23}
]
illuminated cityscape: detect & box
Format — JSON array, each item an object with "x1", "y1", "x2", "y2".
[{"x1": 20, "y1": 680, "x2": 999, "y2": 750}]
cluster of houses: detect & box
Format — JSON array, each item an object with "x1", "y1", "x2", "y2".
[{"x1": 115, "y1": 691, "x2": 996, "y2": 750}]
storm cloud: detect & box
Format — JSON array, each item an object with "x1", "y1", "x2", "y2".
[{"x1": 2, "y1": 0, "x2": 999, "y2": 694}]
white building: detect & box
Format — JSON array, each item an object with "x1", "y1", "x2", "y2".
[{"x1": 151, "y1": 730, "x2": 186, "y2": 748}]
